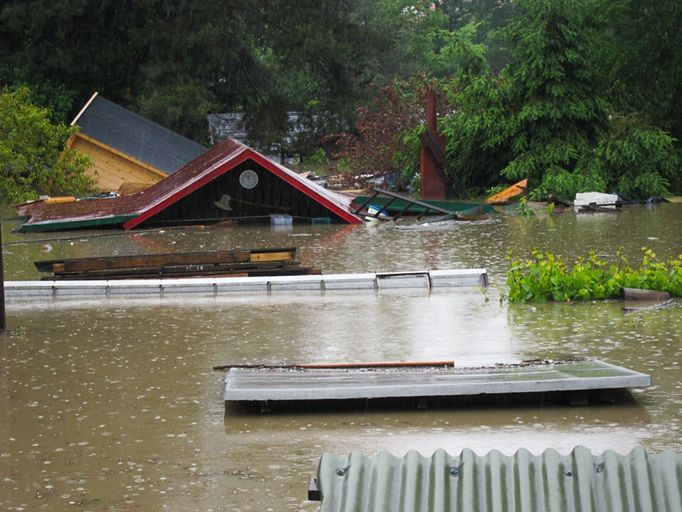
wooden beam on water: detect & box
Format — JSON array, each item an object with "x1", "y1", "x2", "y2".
[
  {"x1": 214, "y1": 360, "x2": 455, "y2": 371},
  {"x1": 41, "y1": 259, "x2": 308, "y2": 280},
  {"x1": 249, "y1": 249, "x2": 296, "y2": 262},
  {"x1": 35, "y1": 247, "x2": 298, "y2": 274}
]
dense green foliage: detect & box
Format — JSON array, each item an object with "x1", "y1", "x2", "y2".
[
  {"x1": 498, "y1": 0, "x2": 609, "y2": 194},
  {"x1": 0, "y1": 87, "x2": 94, "y2": 203},
  {"x1": 599, "y1": 1, "x2": 682, "y2": 143},
  {"x1": 0, "y1": 0, "x2": 452, "y2": 144},
  {"x1": 0, "y1": 0, "x2": 679, "y2": 198},
  {"x1": 506, "y1": 248, "x2": 682, "y2": 303},
  {"x1": 438, "y1": 0, "x2": 680, "y2": 200}
]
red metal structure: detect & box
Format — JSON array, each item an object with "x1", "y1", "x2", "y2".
[{"x1": 419, "y1": 88, "x2": 448, "y2": 200}]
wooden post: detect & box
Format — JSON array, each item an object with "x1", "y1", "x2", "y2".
[{"x1": 0, "y1": 222, "x2": 5, "y2": 333}]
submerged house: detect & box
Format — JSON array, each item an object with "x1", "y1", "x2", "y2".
[
  {"x1": 18, "y1": 139, "x2": 363, "y2": 232},
  {"x1": 68, "y1": 92, "x2": 206, "y2": 193}
]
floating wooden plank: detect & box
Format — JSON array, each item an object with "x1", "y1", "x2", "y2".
[
  {"x1": 300, "y1": 360, "x2": 455, "y2": 369},
  {"x1": 35, "y1": 248, "x2": 296, "y2": 274},
  {"x1": 44, "y1": 196, "x2": 77, "y2": 205},
  {"x1": 621, "y1": 287, "x2": 670, "y2": 301},
  {"x1": 214, "y1": 361, "x2": 455, "y2": 371},
  {"x1": 43, "y1": 261, "x2": 316, "y2": 280},
  {"x1": 5, "y1": 268, "x2": 488, "y2": 299},
  {"x1": 249, "y1": 249, "x2": 297, "y2": 263},
  {"x1": 223, "y1": 359, "x2": 650, "y2": 405},
  {"x1": 37, "y1": 250, "x2": 247, "y2": 272}
]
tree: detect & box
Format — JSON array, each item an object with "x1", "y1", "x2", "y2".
[
  {"x1": 439, "y1": 24, "x2": 511, "y2": 192},
  {"x1": 585, "y1": 116, "x2": 680, "y2": 199},
  {"x1": 335, "y1": 80, "x2": 422, "y2": 179},
  {"x1": 0, "y1": 87, "x2": 93, "y2": 204},
  {"x1": 440, "y1": 0, "x2": 680, "y2": 199},
  {"x1": 0, "y1": 0, "x2": 151, "y2": 119},
  {"x1": 598, "y1": 0, "x2": 682, "y2": 144},
  {"x1": 498, "y1": 0, "x2": 610, "y2": 197},
  {"x1": 0, "y1": 0, "x2": 456, "y2": 145}
]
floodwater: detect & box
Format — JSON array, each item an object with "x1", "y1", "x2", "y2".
[{"x1": 1, "y1": 203, "x2": 680, "y2": 511}]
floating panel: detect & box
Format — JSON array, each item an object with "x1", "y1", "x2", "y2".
[
  {"x1": 224, "y1": 359, "x2": 651, "y2": 403},
  {"x1": 4, "y1": 269, "x2": 487, "y2": 300}
]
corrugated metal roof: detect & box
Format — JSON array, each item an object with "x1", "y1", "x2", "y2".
[
  {"x1": 313, "y1": 446, "x2": 682, "y2": 512},
  {"x1": 73, "y1": 93, "x2": 206, "y2": 174},
  {"x1": 19, "y1": 139, "x2": 363, "y2": 230}
]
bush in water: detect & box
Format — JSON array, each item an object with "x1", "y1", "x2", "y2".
[{"x1": 506, "y1": 248, "x2": 682, "y2": 303}]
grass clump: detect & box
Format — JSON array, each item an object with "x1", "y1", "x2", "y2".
[{"x1": 506, "y1": 248, "x2": 682, "y2": 303}]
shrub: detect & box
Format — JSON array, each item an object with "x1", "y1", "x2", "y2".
[
  {"x1": 506, "y1": 248, "x2": 682, "y2": 303},
  {"x1": 584, "y1": 116, "x2": 680, "y2": 199},
  {"x1": 0, "y1": 86, "x2": 93, "y2": 204}
]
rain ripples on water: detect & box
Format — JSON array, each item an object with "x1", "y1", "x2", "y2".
[{"x1": 1, "y1": 204, "x2": 680, "y2": 510}]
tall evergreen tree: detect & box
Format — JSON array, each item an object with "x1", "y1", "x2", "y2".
[{"x1": 499, "y1": 0, "x2": 610, "y2": 196}]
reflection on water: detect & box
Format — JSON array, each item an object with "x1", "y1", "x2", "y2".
[{"x1": 1, "y1": 204, "x2": 681, "y2": 510}]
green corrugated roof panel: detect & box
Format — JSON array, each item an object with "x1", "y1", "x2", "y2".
[
  {"x1": 19, "y1": 214, "x2": 137, "y2": 232},
  {"x1": 313, "y1": 446, "x2": 682, "y2": 512}
]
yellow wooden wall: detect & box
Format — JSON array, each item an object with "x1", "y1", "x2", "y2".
[{"x1": 67, "y1": 133, "x2": 168, "y2": 193}]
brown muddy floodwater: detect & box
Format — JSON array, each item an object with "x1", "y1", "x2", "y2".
[{"x1": 1, "y1": 203, "x2": 681, "y2": 511}]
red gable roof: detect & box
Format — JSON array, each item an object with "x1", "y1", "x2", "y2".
[
  {"x1": 124, "y1": 139, "x2": 362, "y2": 228},
  {"x1": 19, "y1": 139, "x2": 363, "y2": 230}
]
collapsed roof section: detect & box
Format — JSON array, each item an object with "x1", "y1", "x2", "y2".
[
  {"x1": 18, "y1": 139, "x2": 363, "y2": 232},
  {"x1": 67, "y1": 93, "x2": 207, "y2": 193},
  {"x1": 72, "y1": 92, "x2": 206, "y2": 175}
]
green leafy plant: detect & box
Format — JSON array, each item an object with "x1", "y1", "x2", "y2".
[
  {"x1": 581, "y1": 115, "x2": 680, "y2": 199},
  {"x1": 300, "y1": 148, "x2": 330, "y2": 174},
  {"x1": 514, "y1": 197, "x2": 535, "y2": 216},
  {"x1": 506, "y1": 248, "x2": 682, "y2": 303}
]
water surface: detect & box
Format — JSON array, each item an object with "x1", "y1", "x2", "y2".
[{"x1": 1, "y1": 204, "x2": 680, "y2": 511}]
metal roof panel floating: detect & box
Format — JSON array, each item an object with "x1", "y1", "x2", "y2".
[
  {"x1": 310, "y1": 446, "x2": 682, "y2": 512},
  {"x1": 4, "y1": 269, "x2": 488, "y2": 300},
  {"x1": 224, "y1": 359, "x2": 650, "y2": 406}
]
